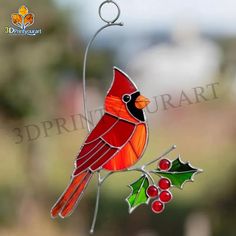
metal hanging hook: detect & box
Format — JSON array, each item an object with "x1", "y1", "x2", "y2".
[
  {"x1": 82, "y1": 0, "x2": 123, "y2": 133},
  {"x1": 99, "y1": 0, "x2": 121, "y2": 24}
]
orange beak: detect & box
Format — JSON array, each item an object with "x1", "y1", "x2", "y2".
[{"x1": 135, "y1": 95, "x2": 150, "y2": 109}]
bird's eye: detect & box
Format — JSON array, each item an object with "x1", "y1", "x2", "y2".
[{"x1": 122, "y1": 94, "x2": 131, "y2": 103}]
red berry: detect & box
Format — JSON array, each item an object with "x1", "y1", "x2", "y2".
[
  {"x1": 147, "y1": 185, "x2": 159, "y2": 198},
  {"x1": 158, "y1": 178, "x2": 171, "y2": 190},
  {"x1": 159, "y1": 159, "x2": 171, "y2": 171},
  {"x1": 160, "y1": 191, "x2": 172, "y2": 203},
  {"x1": 152, "y1": 200, "x2": 164, "y2": 213}
]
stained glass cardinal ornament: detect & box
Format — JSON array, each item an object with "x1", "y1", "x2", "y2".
[
  {"x1": 51, "y1": 68, "x2": 150, "y2": 218},
  {"x1": 51, "y1": 0, "x2": 202, "y2": 234}
]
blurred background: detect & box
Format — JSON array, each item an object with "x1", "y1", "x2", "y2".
[{"x1": 0, "y1": 0, "x2": 236, "y2": 235}]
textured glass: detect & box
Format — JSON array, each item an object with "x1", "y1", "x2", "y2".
[
  {"x1": 127, "y1": 175, "x2": 149, "y2": 213},
  {"x1": 154, "y1": 158, "x2": 198, "y2": 189}
]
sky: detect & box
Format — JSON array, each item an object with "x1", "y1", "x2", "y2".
[{"x1": 55, "y1": 0, "x2": 236, "y2": 36}]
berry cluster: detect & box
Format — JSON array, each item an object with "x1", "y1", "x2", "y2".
[{"x1": 146, "y1": 159, "x2": 173, "y2": 213}]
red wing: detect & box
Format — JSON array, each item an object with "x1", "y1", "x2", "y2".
[
  {"x1": 73, "y1": 114, "x2": 136, "y2": 176},
  {"x1": 75, "y1": 113, "x2": 118, "y2": 161},
  {"x1": 74, "y1": 140, "x2": 118, "y2": 175},
  {"x1": 102, "y1": 118, "x2": 135, "y2": 146},
  {"x1": 85, "y1": 113, "x2": 118, "y2": 144}
]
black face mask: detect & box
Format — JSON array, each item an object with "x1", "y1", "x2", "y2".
[{"x1": 123, "y1": 91, "x2": 145, "y2": 122}]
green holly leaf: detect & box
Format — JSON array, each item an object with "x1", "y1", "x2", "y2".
[
  {"x1": 126, "y1": 175, "x2": 150, "y2": 213},
  {"x1": 154, "y1": 157, "x2": 202, "y2": 189}
]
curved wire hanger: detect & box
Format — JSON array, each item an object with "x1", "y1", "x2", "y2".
[
  {"x1": 82, "y1": 0, "x2": 124, "y2": 133},
  {"x1": 81, "y1": 1, "x2": 124, "y2": 233}
]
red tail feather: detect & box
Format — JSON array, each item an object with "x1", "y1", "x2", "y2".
[{"x1": 51, "y1": 171, "x2": 92, "y2": 218}]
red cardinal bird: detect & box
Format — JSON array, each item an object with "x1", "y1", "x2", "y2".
[{"x1": 51, "y1": 67, "x2": 150, "y2": 218}]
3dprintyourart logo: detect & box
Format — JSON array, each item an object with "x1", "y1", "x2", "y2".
[{"x1": 5, "y1": 5, "x2": 42, "y2": 36}]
